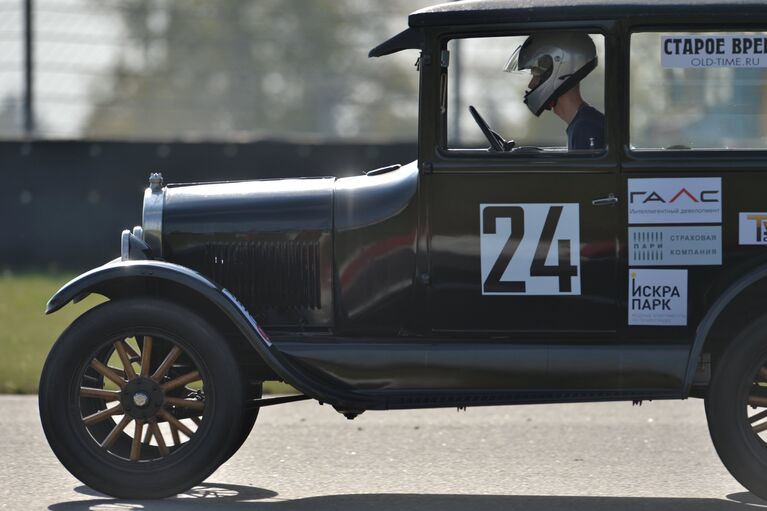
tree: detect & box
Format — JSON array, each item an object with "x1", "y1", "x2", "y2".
[{"x1": 83, "y1": 0, "x2": 430, "y2": 141}]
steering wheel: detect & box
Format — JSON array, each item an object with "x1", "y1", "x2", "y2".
[{"x1": 468, "y1": 105, "x2": 514, "y2": 152}]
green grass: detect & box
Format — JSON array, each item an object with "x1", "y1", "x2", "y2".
[
  {"x1": 0, "y1": 272, "x2": 294, "y2": 395},
  {"x1": 0, "y1": 273, "x2": 100, "y2": 394}
]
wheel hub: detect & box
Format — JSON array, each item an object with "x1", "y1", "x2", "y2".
[
  {"x1": 120, "y1": 377, "x2": 164, "y2": 419},
  {"x1": 132, "y1": 392, "x2": 149, "y2": 407}
]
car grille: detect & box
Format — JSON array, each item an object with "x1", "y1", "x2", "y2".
[{"x1": 201, "y1": 240, "x2": 322, "y2": 312}]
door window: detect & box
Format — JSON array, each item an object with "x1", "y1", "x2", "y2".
[{"x1": 445, "y1": 32, "x2": 606, "y2": 153}]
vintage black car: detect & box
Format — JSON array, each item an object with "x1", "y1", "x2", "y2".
[{"x1": 39, "y1": 0, "x2": 767, "y2": 500}]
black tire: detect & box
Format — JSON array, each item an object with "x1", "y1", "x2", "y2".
[
  {"x1": 219, "y1": 338, "x2": 265, "y2": 463},
  {"x1": 222, "y1": 383, "x2": 262, "y2": 463},
  {"x1": 39, "y1": 298, "x2": 247, "y2": 499},
  {"x1": 706, "y1": 315, "x2": 767, "y2": 500}
]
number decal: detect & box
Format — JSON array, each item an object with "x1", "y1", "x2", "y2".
[
  {"x1": 482, "y1": 206, "x2": 526, "y2": 293},
  {"x1": 529, "y1": 206, "x2": 579, "y2": 293},
  {"x1": 480, "y1": 203, "x2": 581, "y2": 296}
]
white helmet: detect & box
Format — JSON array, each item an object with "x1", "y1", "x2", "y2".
[{"x1": 505, "y1": 33, "x2": 597, "y2": 117}]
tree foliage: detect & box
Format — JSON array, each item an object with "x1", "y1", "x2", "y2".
[{"x1": 84, "y1": 0, "x2": 429, "y2": 140}]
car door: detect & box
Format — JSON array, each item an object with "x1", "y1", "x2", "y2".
[
  {"x1": 426, "y1": 162, "x2": 619, "y2": 337},
  {"x1": 424, "y1": 31, "x2": 620, "y2": 340}
]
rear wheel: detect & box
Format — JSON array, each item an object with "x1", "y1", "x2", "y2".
[
  {"x1": 706, "y1": 315, "x2": 767, "y2": 500},
  {"x1": 39, "y1": 298, "x2": 247, "y2": 499}
]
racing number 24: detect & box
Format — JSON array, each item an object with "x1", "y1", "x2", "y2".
[{"x1": 482, "y1": 205, "x2": 578, "y2": 294}]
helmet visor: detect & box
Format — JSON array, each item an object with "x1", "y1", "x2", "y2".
[
  {"x1": 504, "y1": 47, "x2": 554, "y2": 77},
  {"x1": 503, "y1": 46, "x2": 525, "y2": 73}
]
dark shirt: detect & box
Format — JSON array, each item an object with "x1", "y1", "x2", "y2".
[{"x1": 566, "y1": 104, "x2": 605, "y2": 151}]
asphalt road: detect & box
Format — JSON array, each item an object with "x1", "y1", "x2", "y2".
[{"x1": 1, "y1": 395, "x2": 764, "y2": 511}]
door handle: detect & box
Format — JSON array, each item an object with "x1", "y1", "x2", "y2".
[{"x1": 591, "y1": 193, "x2": 619, "y2": 207}]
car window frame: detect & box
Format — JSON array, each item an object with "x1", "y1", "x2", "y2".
[{"x1": 434, "y1": 24, "x2": 611, "y2": 163}]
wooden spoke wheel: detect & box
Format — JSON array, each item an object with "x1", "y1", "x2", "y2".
[
  {"x1": 706, "y1": 315, "x2": 767, "y2": 501},
  {"x1": 39, "y1": 298, "x2": 248, "y2": 499},
  {"x1": 79, "y1": 336, "x2": 206, "y2": 462}
]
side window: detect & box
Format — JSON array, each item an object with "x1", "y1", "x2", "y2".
[
  {"x1": 445, "y1": 32, "x2": 606, "y2": 153},
  {"x1": 631, "y1": 32, "x2": 767, "y2": 151}
]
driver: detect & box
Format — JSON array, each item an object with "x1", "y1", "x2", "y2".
[{"x1": 505, "y1": 32, "x2": 604, "y2": 151}]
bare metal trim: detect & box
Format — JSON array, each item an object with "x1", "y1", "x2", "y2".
[
  {"x1": 142, "y1": 174, "x2": 165, "y2": 258},
  {"x1": 149, "y1": 172, "x2": 163, "y2": 192},
  {"x1": 120, "y1": 229, "x2": 131, "y2": 261}
]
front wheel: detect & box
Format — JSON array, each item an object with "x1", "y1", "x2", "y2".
[
  {"x1": 39, "y1": 298, "x2": 247, "y2": 499},
  {"x1": 706, "y1": 315, "x2": 767, "y2": 500}
]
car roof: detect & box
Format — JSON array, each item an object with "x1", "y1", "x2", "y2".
[
  {"x1": 409, "y1": 0, "x2": 767, "y2": 26},
  {"x1": 371, "y1": 0, "x2": 767, "y2": 57}
]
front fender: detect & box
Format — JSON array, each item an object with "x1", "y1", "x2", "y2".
[
  {"x1": 47, "y1": 259, "x2": 217, "y2": 315},
  {"x1": 46, "y1": 260, "x2": 377, "y2": 410}
]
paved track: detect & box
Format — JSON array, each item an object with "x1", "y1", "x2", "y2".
[{"x1": 1, "y1": 395, "x2": 764, "y2": 510}]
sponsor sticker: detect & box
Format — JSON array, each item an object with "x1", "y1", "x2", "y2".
[
  {"x1": 628, "y1": 177, "x2": 721, "y2": 224},
  {"x1": 739, "y1": 212, "x2": 767, "y2": 245},
  {"x1": 629, "y1": 226, "x2": 722, "y2": 266},
  {"x1": 480, "y1": 203, "x2": 580, "y2": 295},
  {"x1": 662, "y1": 35, "x2": 767, "y2": 69},
  {"x1": 628, "y1": 269, "x2": 687, "y2": 326}
]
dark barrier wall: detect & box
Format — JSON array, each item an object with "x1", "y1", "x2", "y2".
[{"x1": 1, "y1": 140, "x2": 417, "y2": 270}]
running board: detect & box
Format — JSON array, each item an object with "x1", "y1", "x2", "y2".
[{"x1": 364, "y1": 388, "x2": 682, "y2": 410}]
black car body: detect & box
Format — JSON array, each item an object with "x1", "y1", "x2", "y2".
[{"x1": 40, "y1": 0, "x2": 767, "y2": 500}]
